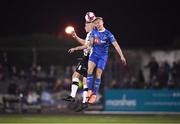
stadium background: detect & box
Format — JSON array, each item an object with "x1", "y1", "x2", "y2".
[{"x1": 0, "y1": 0, "x2": 180, "y2": 123}]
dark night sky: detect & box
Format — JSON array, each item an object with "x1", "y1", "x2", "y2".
[{"x1": 0, "y1": 0, "x2": 180, "y2": 47}]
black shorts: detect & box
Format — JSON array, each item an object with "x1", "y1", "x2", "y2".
[{"x1": 75, "y1": 54, "x2": 89, "y2": 77}]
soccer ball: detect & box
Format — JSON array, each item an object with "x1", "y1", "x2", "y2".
[{"x1": 85, "y1": 12, "x2": 96, "y2": 22}]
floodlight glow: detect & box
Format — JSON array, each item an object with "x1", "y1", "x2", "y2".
[{"x1": 65, "y1": 26, "x2": 74, "y2": 34}]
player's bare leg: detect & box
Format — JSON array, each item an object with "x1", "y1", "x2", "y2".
[{"x1": 62, "y1": 71, "x2": 80, "y2": 102}]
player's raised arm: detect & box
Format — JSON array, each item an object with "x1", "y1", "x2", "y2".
[
  {"x1": 72, "y1": 31, "x2": 85, "y2": 45},
  {"x1": 65, "y1": 26, "x2": 85, "y2": 45},
  {"x1": 112, "y1": 41, "x2": 127, "y2": 65}
]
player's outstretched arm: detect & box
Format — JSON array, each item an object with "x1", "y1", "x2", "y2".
[
  {"x1": 72, "y1": 31, "x2": 85, "y2": 45},
  {"x1": 112, "y1": 41, "x2": 127, "y2": 65},
  {"x1": 68, "y1": 45, "x2": 88, "y2": 53}
]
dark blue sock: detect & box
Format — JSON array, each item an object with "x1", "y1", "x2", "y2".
[
  {"x1": 87, "y1": 74, "x2": 94, "y2": 90},
  {"x1": 93, "y1": 78, "x2": 101, "y2": 95}
]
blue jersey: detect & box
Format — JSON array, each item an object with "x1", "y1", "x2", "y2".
[{"x1": 90, "y1": 28, "x2": 116, "y2": 56}]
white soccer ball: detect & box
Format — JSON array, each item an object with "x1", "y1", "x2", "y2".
[{"x1": 85, "y1": 12, "x2": 96, "y2": 22}]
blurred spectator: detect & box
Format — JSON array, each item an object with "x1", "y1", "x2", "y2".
[
  {"x1": 0, "y1": 63, "x2": 5, "y2": 80},
  {"x1": 109, "y1": 80, "x2": 118, "y2": 89},
  {"x1": 19, "y1": 69, "x2": 27, "y2": 79},
  {"x1": 145, "y1": 57, "x2": 159, "y2": 86},
  {"x1": 63, "y1": 77, "x2": 71, "y2": 90},
  {"x1": 27, "y1": 90, "x2": 40, "y2": 105},
  {"x1": 171, "y1": 60, "x2": 180, "y2": 87},
  {"x1": 0, "y1": 51, "x2": 8, "y2": 66},
  {"x1": 64, "y1": 66, "x2": 72, "y2": 78},
  {"x1": 36, "y1": 81, "x2": 43, "y2": 95},
  {"x1": 103, "y1": 59, "x2": 113, "y2": 88},
  {"x1": 36, "y1": 65, "x2": 46, "y2": 80},
  {"x1": 155, "y1": 62, "x2": 170, "y2": 88},
  {"x1": 8, "y1": 82, "x2": 17, "y2": 95},
  {"x1": 53, "y1": 79, "x2": 63, "y2": 92},
  {"x1": 48, "y1": 65, "x2": 56, "y2": 78},
  {"x1": 10, "y1": 65, "x2": 18, "y2": 79},
  {"x1": 137, "y1": 69, "x2": 145, "y2": 88},
  {"x1": 41, "y1": 90, "x2": 54, "y2": 105}
]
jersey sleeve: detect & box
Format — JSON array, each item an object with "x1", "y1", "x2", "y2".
[
  {"x1": 85, "y1": 32, "x2": 91, "y2": 41},
  {"x1": 108, "y1": 32, "x2": 116, "y2": 43},
  {"x1": 85, "y1": 32, "x2": 91, "y2": 45}
]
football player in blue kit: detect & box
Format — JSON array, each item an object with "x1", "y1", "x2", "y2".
[{"x1": 87, "y1": 17, "x2": 126, "y2": 103}]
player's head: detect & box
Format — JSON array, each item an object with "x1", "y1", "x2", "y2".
[
  {"x1": 92, "y1": 17, "x2": 104, "y2": 30},
  {"x1": 85, "y1": 21, "x2": 94, "y2": 33}
]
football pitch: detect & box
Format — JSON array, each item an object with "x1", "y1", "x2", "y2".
[{"x1": 0, "y1": 114, "x2": 180, "y2": 123}]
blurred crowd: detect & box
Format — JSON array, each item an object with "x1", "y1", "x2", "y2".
[
  {"x1": 0, "y1": 51, "x2": 180, "y2": 106},
  {"x1": 103, "y1": 57, "x2": 180, "y2": 89}
]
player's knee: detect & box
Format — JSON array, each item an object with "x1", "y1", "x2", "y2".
[
  {"x1": 88, "y1": 61, "x2": 96, "y2": 74},
  {"x1": 72, "y1": 72, "x2": 80, "y2": 78},
  {"x1": 96, "y1": 69, "x2": 102, "y2": 78},
  {"x1": 87, "y1": 68, "x2": 94, "y2": 74},
  {"x1": 82, "y1": 78, "x2": 87, "y2": 85},
  {"x1": 72, "y1": 77, "x2": 79, "y2": 86}
]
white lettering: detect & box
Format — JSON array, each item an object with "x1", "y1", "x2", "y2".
[
  {"x1": 106, "y1": 95, "x2": 136, "y2": 107},
  {"x1": 100, "y1": 40, "x2": 106, "y2": 43}
]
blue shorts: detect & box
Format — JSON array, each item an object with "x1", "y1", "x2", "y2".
[{"x1": 89, "y1": 52, "x2": 108, "y2": 70}]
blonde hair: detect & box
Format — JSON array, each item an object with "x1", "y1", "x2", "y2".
[{"x1": 93, "y1": 17, "x2": 103, "y2": 22}]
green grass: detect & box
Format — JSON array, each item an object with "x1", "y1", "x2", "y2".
[{"x1": 0, "y1": 114, "x2": 180, "y2": 123}]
